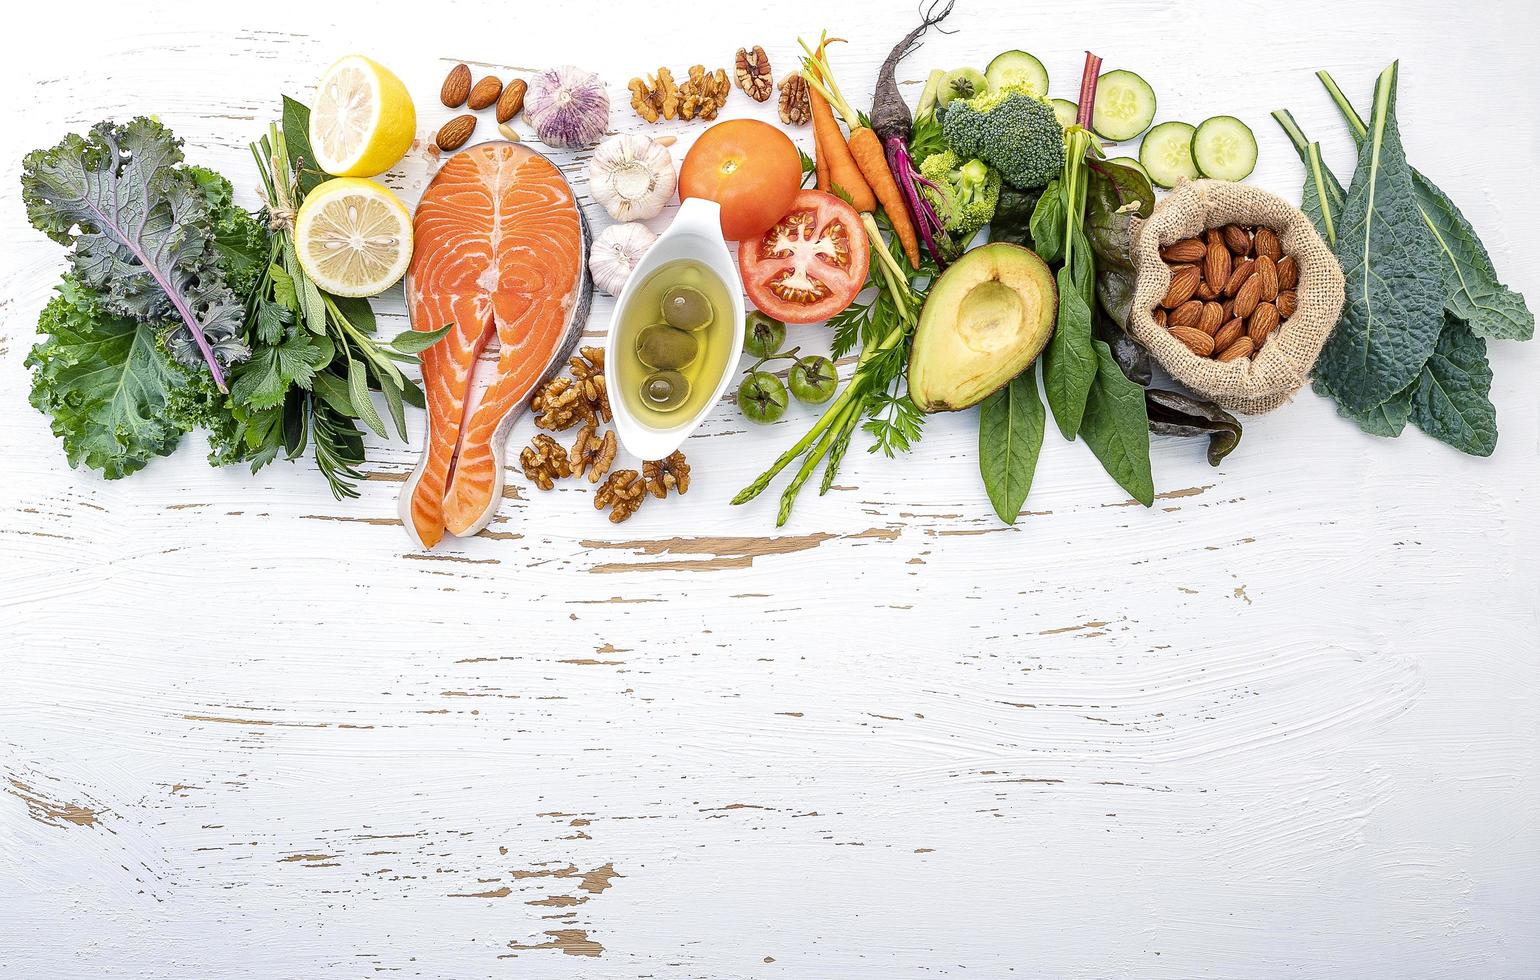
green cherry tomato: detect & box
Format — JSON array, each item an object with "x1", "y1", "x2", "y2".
[
  {"x1": 736, "y1": 371, "x2": 789, "y2": 423},
  {"x1": 743, "y1": 311, "x2": 787, "y2": 359},
  {"x1": 788, "y1": 355, "x2": 838, "y2": 405}
]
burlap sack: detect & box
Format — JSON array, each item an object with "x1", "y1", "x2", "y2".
[{"x1": 1128, "y1": 179, "x2": 1345, "y2": 415}]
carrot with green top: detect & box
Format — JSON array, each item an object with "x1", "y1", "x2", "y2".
[
  {"x1": 800, "y1": 35, "x2": 921, "y2": 269},
  {"x1": 807, "y1": 85, "x2": 873, "y2": 210}
]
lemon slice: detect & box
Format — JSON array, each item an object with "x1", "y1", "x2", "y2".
[
  {"x1": 294, "y1": 178, "x2": 414, "y2": 298},
  {"x1": 309, "y1": 55, "x2": 416, "y2": 177}
]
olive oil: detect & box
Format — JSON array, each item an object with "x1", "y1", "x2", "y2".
[{"x1": 615, "y1": 259, "x2": 735, "y2": 430}]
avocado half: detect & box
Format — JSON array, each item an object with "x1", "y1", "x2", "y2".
[{"x1": 908, "y1": 242, "x2": 1058, "y2": 413}]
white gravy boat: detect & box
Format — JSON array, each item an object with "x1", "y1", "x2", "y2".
[{"x1": 603, "y1": 198, "x2": 745, "y2": 461}]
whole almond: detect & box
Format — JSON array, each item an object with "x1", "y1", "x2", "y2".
[
  {"x1": 1255, "y1": 254, "x2": 1280, "y2": 301},
  {"x1": 1152, "y1": 307, "x2": 1168, "y2": 328},
  {"x1": 1223, "y1": 224, "x2": 1252, "y2": 255},
  {"x1": 1255, "y1": 226, "x2": 1281, "y2": 263},
  {"x1": 436, "y1": 114, "x2": 477, "y2": 151},
  {"x1": 441, "y1": 64, "x2": 472, "y2": 108},
  {"x1": 1205, "y1": 241, "x2": 1232, "y2": 293},
  {"x1": 1217, "y1": 336, "x2": 1254, "y2": 362},
  {"x1": 1224, "y1": 257, "x2": 1255, "y2": 298},
  {"x1": 1248, "y1": 303, "x2": 1280, "y2": 346},
  {"x1": 496, "y1": 78, "x2": 527, "y2": 123},
  {"x1": 1162, "y1": 266, "x2": 1201, "y2": 309},
  {"x1": 1170, "y1": 325, "x2": 1215, "y2": 357},
  {"x1": 468, "y1": 75, "x2": 503, "y2": 110},
  {"x1": 1212, "y1": 318, "x2": 1245, "y2": 354},
  {"x1": 1221, "y1": 297, "x2": 1235, "y2": 321},
  {"x1": 1161, "y1": 239, "x2": 1207, "y2": 263},
  {"x1": 1233, "y1": 274, "x2": 1262, "y2": 318},
  {"x1": 1276, "y1": 290, "x2": 1298, "y2": 318},
  {"x1": 1169, "y1": 299, "x2": 1204, "y2": 329},
  {"x1": 1276, "y1": 254, "x2": 1299, "y2": 291},
  {"x1": 1197, "y1": 279, "x2": 1220, "y2": 301},
  {"x1": 1198, "y1": 301, "x2": 1225, "y2": 336},
  {"x1": 1205, "y1": 227, "x2": 1225, "y2": 249}
]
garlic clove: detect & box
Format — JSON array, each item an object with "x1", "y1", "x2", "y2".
[
  {"x1": 587, "y1": 133, "x2": 677, "y2": 223},
  {"x1": 589, "y1": 222, "x2": 657, "y2": 297}
]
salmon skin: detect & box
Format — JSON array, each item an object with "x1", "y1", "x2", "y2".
[{"x1": 399, "y1": 142, "x2": 591, "y2": 548}]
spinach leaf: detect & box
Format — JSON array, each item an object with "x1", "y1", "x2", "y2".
[
  {"x1": 989, "y1": 185, "x2": 1042, "y2": 248},
  {"x1": 1316, "y1": 63, "x2": 1446, "y2": 415},
  {"x1": 979, "y1": 370, "x2": 1046, "y2": 524},
  {"x1": 1079, "y1": 340, "x2": 1154, "y2": 506},
  {"x1": 1093, "y1": 307, "x2": 1150, "y2": 385},
  {"x1": 1146, "y1": 389, "x2": 1242, "y2": 466},
  {"x1": 1029, "y1": 179, "x2": 1065, "y2": 262},
  {"x1": 1409, "y1": 318, "x2": 1497, "y2": 456},
  {"x1": 1043, "y1": 265, "x2": 1097, "y2": 439}
]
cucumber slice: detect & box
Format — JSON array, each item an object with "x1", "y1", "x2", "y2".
[
  {"x1": 939, "y1": 67, "x2": 989, "y2": 106},
  {"x1": 1051, "y1": 98, "x2": 1078, "y2": 129},
  {"x1": 1107, "y1": 156, "x2": 1148, "y2": 180},
  {"x1": 986, "y1": 50, "x2": 1049, "y2": 98},
  {"x1": 1191, "y1": 115, "x2": 1258, "y2": 181},
  {"x1": 1092, "y1": 69, "x2": 1157, "y2": 142},
  {"x1": 1139, "y1": 121, "x2": 1198, "y2": 188}
]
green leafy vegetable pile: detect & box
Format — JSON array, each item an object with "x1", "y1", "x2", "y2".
[
  {"x1": 977, "y1": 53, "x2": 1155, "y2": 523},
  {"x1": 1275, "y1": 62, "x2": 1532, "y2": 456},
  {"x1": 20, "y1": 106, "x2": 445, "y2": 495}
]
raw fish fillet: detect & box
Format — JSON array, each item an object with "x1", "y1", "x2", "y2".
[{"x1": 400, "y1": 142, "x2": 590, "y2": 547}]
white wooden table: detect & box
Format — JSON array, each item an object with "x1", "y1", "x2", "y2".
[{"x1": 3, "y1": 2, "x2": 1538, "y2": 976}]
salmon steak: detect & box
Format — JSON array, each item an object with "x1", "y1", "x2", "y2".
[{"x1": 399, "y1": 142, "x2": 590, "y2": 548}]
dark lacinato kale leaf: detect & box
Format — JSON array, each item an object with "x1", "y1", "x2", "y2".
[
  {"x1": 20, "y1": 118, "x2": 251, "y2": 389},
  {"x1": 1409, "y1": 318, "x2": 1497, "y2": 456},
  {"x1": 1317, "y1": 64, "x2": 1446, "y2": 415}
]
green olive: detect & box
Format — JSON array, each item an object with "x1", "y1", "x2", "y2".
[
  {"x1": 641, "y1": 370, "x2": 690, "y2": 412},
  {"x1": 661, "y1": 284, "x2": 714, "y2": 332},
  {"x1": 743, "y1": 312, "x2": 786, "y2": 359},
  {"x1": 788, "y1": 355, "x2": 838, "y2": 405},
  {"x1": 736, "y1": 371, "x2": 788, "y2": 424},
  {"x1": 635, "y1": 323, "x2": 699, "y2": 371}
]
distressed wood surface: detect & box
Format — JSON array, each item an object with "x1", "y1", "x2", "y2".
[{"x1": 2, "y1": 2, "x2": 1539, "y2": 976}]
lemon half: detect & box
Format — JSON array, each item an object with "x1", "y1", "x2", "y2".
[
  {"x1": 309, "y1": 55, "x2": 416, "y2": 177},
  {"x1": 294, "y1": 178, "x2": 414, "y2": 298}
]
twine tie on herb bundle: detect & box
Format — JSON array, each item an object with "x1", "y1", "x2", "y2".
[{"x1": 258, "y1": 155, "x2": 299, "y2": 231}]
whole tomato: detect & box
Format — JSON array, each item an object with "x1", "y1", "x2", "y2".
[{"x1": 679, "y1": 120, "x2": 803, "y2": 241}]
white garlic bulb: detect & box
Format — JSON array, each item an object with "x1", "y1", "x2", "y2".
[
  {"x1": 587, "y1": 134, "x2": 677, "y2": 222},
  {"x1": 589, "y1": 222, "x2": 657, "y2": 297}
]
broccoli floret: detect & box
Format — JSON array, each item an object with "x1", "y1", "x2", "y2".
[
  {"x1": 919, "y1": 150, "x2": 1001, "y2": 257},
  {"x1": 942, "y1": 84, "x2": 1064, "y2": 191}
]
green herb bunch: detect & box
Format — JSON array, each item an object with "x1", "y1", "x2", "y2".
[{"x1": 239, "y1": 98, "x2": 447, "y2": 497}]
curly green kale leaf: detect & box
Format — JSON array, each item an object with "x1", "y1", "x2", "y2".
[
  {"x1": 21, "y1": 118, "x2": 250, "y2": 389},
  {"x1": 26, "y1": 278, "x2": 227, "y2": 478}
]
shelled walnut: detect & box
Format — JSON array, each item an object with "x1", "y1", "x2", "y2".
[
  {"x1": 643, "y1": 451, "x2": 691, "y2": 499},
  {"x1": 679, "y1": 65, "x2": 731, "y2": 121},
  {"x1": 519, "y1": 434, "x2": 572, "y2": 490},
  {"x1": 570, "y1": 422, "x2": 617, "y2": 484},
  {"x1": 777, "y1": 72, "x2": 810, "y2": 125},
  {"x1": 594, "y1": 469, "x2": 648, "y2": 523},
  {"x1": 628, "y1": 68, "x2": 679, "y2": 124},
  {"x1": 735, "y1": 45, "x2": 773, "y2": 102}
]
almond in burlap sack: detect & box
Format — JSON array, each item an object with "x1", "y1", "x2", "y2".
[{"x1": 1129, "y1": 179, "x2": 1345, "y2": 415}]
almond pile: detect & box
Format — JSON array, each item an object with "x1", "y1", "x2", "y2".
[
  {"x1": 437, "y1": 63, "x2": 527, "y2": 151},
  {"x1": 1156, "y1": 225, "x2": 1298, "y2": 363}
]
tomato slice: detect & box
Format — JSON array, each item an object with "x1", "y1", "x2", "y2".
[{"x1": 738, "y1": 190, "x2": 870, "y2": 324}]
